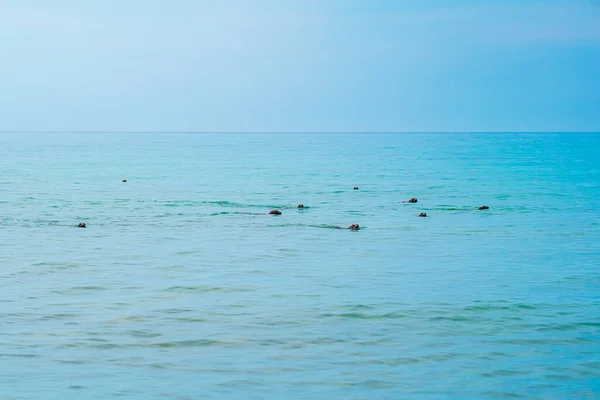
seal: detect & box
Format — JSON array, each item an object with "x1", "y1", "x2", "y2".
[
  {"x1": 297, "y1": 204, "x2": 304, "y2": 208},
  {"x1": 353, "y1": 186, "x2": 359, "y2": 190},
  {"x1": 122, "y1": 179, "x2": 127, "y2": 182},
  {"x1": 418, "y1": 212, "x2": 427, "y2": 217},
  {"x1": 403, "y1": 198, "x2": 418, "y2": 203},
  {"x1": 348, "y1": 224, "x2": 360, "y2": 230},
  {"x1": 478, "y1": 205, "x2": 489, "y2": 210},
  {"x1": 268, "y1": 210, "x2": 282, "y2": 215},
  {"x1": 78, "y1": 222, "x2": 86, "y2": 228}
]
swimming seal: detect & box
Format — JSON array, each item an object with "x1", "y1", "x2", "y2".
[
  {"x1": 353, "y1": 186, "x2": 359, "y2": 190},
  {"x1": 418, "y1": 212, "x2": 427, "y2": 217},
  {"x1": 478, "y1": 205, "x2": 489, "y2": 210},
  {"x1": 348, "y1": 224, "x2": 360, "y2": 230},
  {"x1": 78, "y1": 222, "x2": 86, "y2": 228},
  {"x1": 268, "y1": 210, "x2": 282, "y2": 215},
  {"x1": 403, "y1": 198, "x2": 418, "y2": 203},
  {"x1": 297, "y1": 204, "x2": 304, "y2": 208},
  {"x1": 122, "y1": 179, "x2": 127, "y2": 182}
]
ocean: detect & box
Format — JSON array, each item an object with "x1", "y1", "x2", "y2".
[{"x1": 0, "y1": 132, "x2": 598, "y2": 399}]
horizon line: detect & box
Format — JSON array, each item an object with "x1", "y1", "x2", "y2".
[{"x1": 1, "y1": 130, "x2": 598, "y2": 134}]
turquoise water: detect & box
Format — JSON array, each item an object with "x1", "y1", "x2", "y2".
[{"x1": 1, "y1": 132, "x2": 599, "y2": 399}]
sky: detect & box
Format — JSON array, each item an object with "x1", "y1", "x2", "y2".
[{"x1": 0, "y1": 0, "x2": 599, "y2": 132}]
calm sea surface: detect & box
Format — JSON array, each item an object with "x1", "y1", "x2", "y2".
[{"x1": 1, "y1": 133, "x2": 599, "y2": 399}]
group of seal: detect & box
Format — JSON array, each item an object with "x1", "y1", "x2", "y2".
[
  {"x1": 402, "y1": 197, "x2": 427, "y2": 217},
  {"x1": 258, "y1": 186, "x2": 370, "y2": 229},
  {"x1": 77, "y1": 183, "x2": 488, "y2": 228},
  {"x1": 401, "y1": 196, "x2": 490, "y2": 218},
  {"x1": 267, "y1": 204, "x2": 359, "y2": 230}
]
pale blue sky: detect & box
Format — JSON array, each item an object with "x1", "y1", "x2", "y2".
[{"x1": 1, "y1": 0, "x2": 598, "y2": 132}]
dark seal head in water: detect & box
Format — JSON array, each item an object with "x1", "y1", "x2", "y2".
[
  {"x1": 418, "y1": 212, "x2": 427, "y2": 217},
  {"x1": 353, "y1": 186, "x2": 359, "y2": 190},
  {"x1": 297, "y1": 204, "x2": 304, "y2": 208},
  {"x1": 78, "y1": 222, "x2": 86, "y2": 228},
  {"x1": 403, "y1": 197, "x2": 418, "y2": 203},
  {"x1": 478, "y1": 205, "x2": 489, "y2": 210},
  {"x1": 122, "y1": 179, "x2": 127, "y2": 182},
  {"x1": 269, "y1": 210, "x2": 282, "y2": 215},
  {"x1": 348, "y1": 224, "x2": 360, "y2": 230}
]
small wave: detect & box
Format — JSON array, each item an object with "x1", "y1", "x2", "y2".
[
  {"x1": 205, "y1": 200, "x2": 288, "y2": 209},
  {"x1": 125, "y1": 330, "x2": 162, "y2": 338},
  {"x1": 0, "y1": 353, "x2": 38, "y2": 358},
  {"x1": 159, "y1": 200, "x2": 295, "y2": 209},
  {"x1": 462, "y1": 303, "x2": 539, "y2": 312},
  {"x1": 70, "y1": 286, "x2": 106, "y2": 291},
  {"x1": 31, "y1": 262, "x2": 80, "y2": 269},
  {"x1": 209, "y1": 211, "x2": 265, "y2": 216},
  {"x1": 59, "y1": 340, "x2": 222, "y2": 350},
  {"x1": 319, "y1": 311, "x2": 407, "y2": 319},
  {"x1": 161, "y1": 200, "x2": 204, "y2": 207},
  {"x1": 163, "y1": 285, "x2": 253, "y2": 293},
  {"x1": 309, "y1": 223, "x2": 363, "y2": 230},
  {"x1": 40, "y1": 313, "x2": 78, "y2": 320},
  {"x1": 343, "y1": 304, "x2": 376, "y2": 311},
  {"x1": 257, "y1": 223, "x2": 364, "y2": 230},
  {"x1": 534, "y1": 321, "x2": 600, "y2": 332},
  {"x1": 103, "y1": 316, "x2": 148, "y2": 324},
  {"x1": 149, "y1": 340, "x2": 223, "y2": 348},
  {"x1": 429, "y1": 315, "x2": 479, "y2": 322},
  {"x1": 168, "y1": 317, "x2": 207, "y2": 323}
]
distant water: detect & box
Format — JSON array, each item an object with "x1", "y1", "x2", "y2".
[{"x1": 1, "y1": 132, "x2": 599, "y2": 399}]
